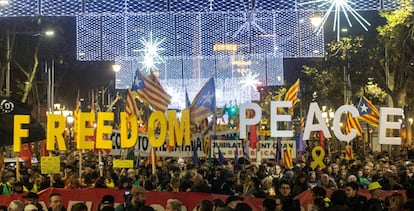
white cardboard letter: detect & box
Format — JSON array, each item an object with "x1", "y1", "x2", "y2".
[
  {"x1": 239, "y1": 103, "x2": 262, "y2": 139},
  {"x1": 379, "y1": 107, "x2": 403, "y2": 145},
  {"x1": 270, "y1": 101, "x2": 293, "y2": 137},
  {"x1": 333, "y1": 105, "x2": 359, "y2": 141},
  {"x1": 303, "y1": 102, "x2": 331, "y2": 140}
]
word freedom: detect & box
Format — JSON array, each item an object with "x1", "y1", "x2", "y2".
[{"x1": 12, "y1": 101, "x2": 403, "y2": 152}]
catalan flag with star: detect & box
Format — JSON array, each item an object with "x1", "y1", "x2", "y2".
[
  {"x1": 132, "y1": 70, "x2": 171, "y2": 112},
  {"x1": 189, "y1": 78, "x2": 216, "y2": 123},
  {"x1": 357, "y1": 96, "x2": 379, "y2": 128}
]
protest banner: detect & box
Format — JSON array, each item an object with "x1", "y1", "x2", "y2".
[
  {"x1": 109, "y1": 130, "x2": 206, "y2": 158},
  {"x1": 0, "y1": 188, "x2": 405, "y2": 211},
  {"x1": 210, "y1": 140, "x2": 296, "y2": 159},
  {"x1": 0, "y1": 188, "x2": 263, "y2": 211}
]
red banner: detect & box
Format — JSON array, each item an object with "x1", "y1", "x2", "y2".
[
  {"x1": 0, "y1": 188, "x2": 263, "y2": 211},
  {"x1": 1, "y1": 188, "x2": 404, "y2": 211},
  {"x1": 295, "y1": 189, "x2": 406, "y2": 211}
]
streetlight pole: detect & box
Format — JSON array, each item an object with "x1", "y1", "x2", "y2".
[
  {"x1": 4, "y1": 29, "x2": 54, "y2": 98},
  {"x1": 6, "y1": 29, "x2": 11, "y2": 97}
]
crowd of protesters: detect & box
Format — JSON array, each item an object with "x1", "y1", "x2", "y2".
[{"x1": 0, "y1": 148, "x2": 414, "y2": 211}]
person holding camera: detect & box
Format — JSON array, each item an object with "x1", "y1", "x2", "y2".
[{"x1": 115, "y1": 186, "x2": 147, "y2": 211}]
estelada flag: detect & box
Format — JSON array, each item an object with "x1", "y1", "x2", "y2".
[{"x1": 345, "y1": 144, "x2": 354, "y2": 160}]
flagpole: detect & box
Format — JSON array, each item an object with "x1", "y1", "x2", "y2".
[
  {"x1": 15, "y1": 155, "x2": 20, "y2": 182},
  {"x1": 151, "y1": 147, "x2": 156, "y2": 175},
  {"x1": 78, "y1": 150, "x2": 83, "y2": 180},
  {"x1": 98, "y1": 150, "x2": 103, "y2": 177}
]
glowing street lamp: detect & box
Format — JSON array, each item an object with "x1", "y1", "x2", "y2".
[
  {"x1": 300, "y1": 0, "x2": 371, "y2": 41},
  {"x1": 0, "y1": 0, "x2": 9, "y2": 5},
  {"x1": 112, "y1": 64, "x2": 121, "y2": 72}
]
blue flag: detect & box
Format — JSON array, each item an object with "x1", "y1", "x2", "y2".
[
  {"x1": 234, "y1": 144, "x2": 239, "y2": 166},
  {"x1": 192, "y1": 141, "x2": 199, "y2": 165},
  {"x1": 185, "y1": 88, "x2": 191, "y2": 108},
  {"x1": 218, "y1": 147, "x2": 225, "y2": 165},
  {"x1": 189, "y1": 78, "x2": 216, "y2": 123},
  {"x1": 276, "y1": 138, "x2": 282, "y2": 163},
  {"x1": 243, "y1": 139, "x2": 250, "y2": 159},
  {"x1": 131, "y1": 70, "x2": 145, "y2": 91}
]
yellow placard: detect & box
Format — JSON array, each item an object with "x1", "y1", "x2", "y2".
[
  {"x1": 113, "y1": 159, "x2": 134, "y2": 168},
  {"x1": 40, "y1": 156, "x2": 61, "y2": 174}
]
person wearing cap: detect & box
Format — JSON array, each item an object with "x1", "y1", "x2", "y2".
[
  {"x1": 23, "y1": 192, "x2": 44, "y2": 211},
  {"x1": 365, "y1": 181, "x2": 384, "y2": 211},
  {"x1": 98, "y1": 195, "x2": 115, "y2": 211},
  {"x1": 115, "y1": 186, "x2": 147, "y2": 211}
]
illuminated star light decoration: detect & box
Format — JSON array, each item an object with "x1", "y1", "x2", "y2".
[
  {"x1": 300, "y1": 0, "x2": 371, "y2": 41},
  {"x1": 232, "y1": 0, "x2": 268, "y2": 38},
  {"x1": 240, "y1": 70, "x2": 261, "y2": 102},
  {"x1": 139, "y1": 32, "x2": 165, "y2": 72}
]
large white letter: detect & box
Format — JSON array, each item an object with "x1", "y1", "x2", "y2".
[
  {"x1": 239, "y1": 103, "x2": 262, "y2": 139},
  {"x1": 270, "y1": 101, "x2": 293, "y2": 137},
  {"x1": 379, "y1": 107, "x2": 403, "y2": 145},
  {"x1": 303, "y1": 102, "x2": 331, "y2": 140},
  {"x1": 332, "y1": 105, "x2": 359, "y2": 141}
]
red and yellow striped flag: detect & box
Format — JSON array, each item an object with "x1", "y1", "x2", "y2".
[
  {"x1": 284, "y1": 144, "x2": 293, "y2": 169},
  {"x1": 345, "y1": 145, "x2": 354, "y2": 160},
  {"x1": 126, "y1": 88, "x2": 139, "y2": 117},
  {"x1": 345, "y1": 112, "x2": 362, "y2": 136},
  {"x1": 284, "y1": 79, "x2": 300, "y2": 114}
]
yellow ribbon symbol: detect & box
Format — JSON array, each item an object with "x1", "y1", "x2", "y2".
[{"x1": 310, "y1": 146, "x2": 326, "y2": 169}]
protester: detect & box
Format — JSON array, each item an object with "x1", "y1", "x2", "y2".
[
  {"x1": 165, "y1": 199, "x2": 182, "y2": 211},
  {"x1": 1, "y1": 174, "x2": 17, "y2": 194},
  {"x1": 24, "y1": 204, "x2": 38, "y2": 211},
  {"x1": 405, "y1": 186, "x2": 414, "y2": 210},
  {"x1": 278, "y1": 179, "x2": 300, "y2": 211},
  {"x1": 262, "y1": 198, "x2": 276, "y2": 211},
  {"x1": 344, "y1": 181, "x2": 367, "y2": 211},
  {"x1": 326, "y1": 190, "x2": 352, "y2": 211},
  {"x1": 23, "y1": 192, "x2": 44, "y2": 211},
  {"x1": 115, "y1": 186, "x2": 147, "y2": 211},
  {"x1": 225, "y1": 195, "x2": 243, "y2": 209},
  {"x1": 98, "y1": 195, "x2": 115, "y2": 211},
  {"x1": 70, "y1": 203, "x2": 87, "y2": 211},
  {"x1": 384, "y1": 192, "x2": 405, "y2": 211},
  {"x1": 233, "y1": 202, "x2": 252, "y2": 211},
  {"x1": 311, "y1": 185, "x2": 331, "y2": 209},
  {"x1": 365, "y1": 182, "x2": 385, "y2": 211},
  {"x1": 197, "y1": 199, "x2": 213, "y2": 211},
  {"x1": 8, "y1": 201, "x2": 24, "y2": 211},
  {"x1": 274, "y1": 195, "x2": 284, "y2": 211},
  {"x1": 48, "y1": 192, "x2": 66, "y2": 211}
]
